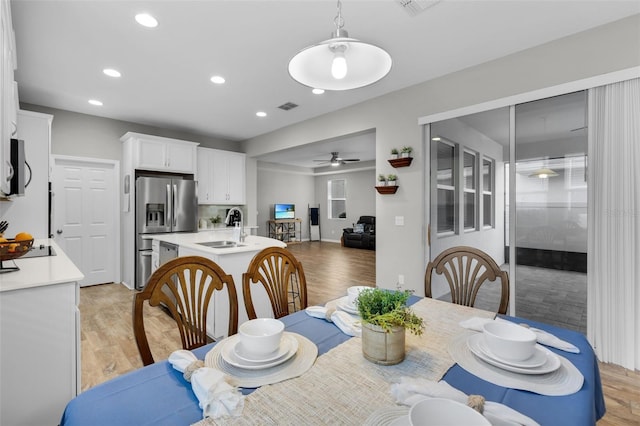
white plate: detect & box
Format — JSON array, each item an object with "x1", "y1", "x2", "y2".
[
  {"x1": 467, "y1": 334, "x2": 561, "y2": 375},
  {"x1": 479, "y1": 336, "x2": 547, "y2": 368},
  {"x1": 221, "y1": 334, "x2": 298, "y2": 370},
  {"x1": 336, "y1": 296, "x2": 359, "y2": 315},
  {"x1": 234, "y1": 336, "x2": 293, "y2": 363}
]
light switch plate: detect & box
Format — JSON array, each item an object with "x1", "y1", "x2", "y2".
[{"x1": 395, "y1": 216, "x2": 404, "y2": 226}]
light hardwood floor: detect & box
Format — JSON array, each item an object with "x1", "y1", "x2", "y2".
[{"x1": 80, "y1": 241, "x2": 639, "y2": 424}]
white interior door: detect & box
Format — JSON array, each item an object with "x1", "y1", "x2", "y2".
[{"x1": 52, "y1": 156, "x2": 119, "y2": 287}]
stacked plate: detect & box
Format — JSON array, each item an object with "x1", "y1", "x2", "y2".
[
  {"x1": 467, "y1": 334, "x2": 561, "y2": 375},
  {"x1": 336, "y1": 296, "x2": 359, "y2": 315},
  {"x1": 220, "y1": 333, "x2": 299, "y2": 370}
]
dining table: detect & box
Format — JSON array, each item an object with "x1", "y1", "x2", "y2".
[{"x1": 60, "y1": 296, "x2": 605, "y2": 425}]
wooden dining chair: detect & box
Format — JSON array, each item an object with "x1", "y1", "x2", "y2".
[
  {"x1": 425, "y1": 246, "x2": 510, "y2": 314},
  {"x1": 133, "y1": 255, "x2": 238, "y2": 366},
  {"x1": 242, "y1": 247, "x2": 308, "y2": 319}
]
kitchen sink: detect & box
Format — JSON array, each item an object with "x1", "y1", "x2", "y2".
[{"x1": 196, "y1": 240, "x2": 245, "y2": 249}]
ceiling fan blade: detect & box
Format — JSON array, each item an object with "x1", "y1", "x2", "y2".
[{"x1": 341, "y1": 158, "x2": 360, "y2": 162}]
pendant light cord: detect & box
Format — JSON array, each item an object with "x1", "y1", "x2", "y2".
[{"x1": 334, "y1": 0, "x2": 344, "y2": 32}]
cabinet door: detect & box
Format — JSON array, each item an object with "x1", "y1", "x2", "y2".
[
  {"x1": 196, "y1": 148, "x2": 212, "y2": 203},
  {"x1": 211, "y1": 151, "x2": 230, "y2": 204},
  {"x1": 226, "y1": 152, "x2": 246, "y2": 204},
  {"x1": 136, "y1": 139, "x2": 167, "y2": 170},
  {"x1": 166, "y1": 142, "x2": 196, "y2": 173}
]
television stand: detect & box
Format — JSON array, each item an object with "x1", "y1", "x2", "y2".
[{"x1": 267, "y1": 218, "x2": 302, "y2": 243}]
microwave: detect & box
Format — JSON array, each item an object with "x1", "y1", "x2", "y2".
[{"x1": 8, "y1": 138, "x2": 31, "y2": 196}]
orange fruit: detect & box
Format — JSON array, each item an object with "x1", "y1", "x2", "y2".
[
  {"x1": 14, "y1": 232, "x2": 33, "y2": 241},
  {"x1": 7, "y1": 243, "x2": 18, "y2": 252},
  {"x1": 0, "y1": 237, "x2": 8, "y2": 243}
]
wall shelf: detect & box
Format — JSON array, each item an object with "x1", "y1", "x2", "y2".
[
  {"x1": 375, "y1": 185, "x2": 398, "y2": 194},
  {"x1": 388, "y1": 157, "x2": 413, "y2": 168}
]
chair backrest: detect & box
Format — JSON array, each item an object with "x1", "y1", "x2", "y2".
[
  {"x1": 133, "y1": 255, "x2": 238, "y2": 366},
  {"x1": 242, "y1": 247, "x2": 308, "y2": 319},
  {"x1": 358, "y1": 216, "x2": 376, "y2": 233},
  {"x1": 424, "y1": 246, "x2": 509, "y2": 314}
]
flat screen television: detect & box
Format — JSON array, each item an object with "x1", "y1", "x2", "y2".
[{"x1": 274, "y1": 203, "x2": 295, "y2": 220}]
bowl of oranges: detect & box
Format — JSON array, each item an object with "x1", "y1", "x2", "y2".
[{"x1": 0, "y1": 232, "x2": 34, "y2": 261}]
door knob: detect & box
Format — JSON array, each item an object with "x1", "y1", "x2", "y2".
[{"x1": 56, "y1": 229, "x2": 63, "y2": 234}]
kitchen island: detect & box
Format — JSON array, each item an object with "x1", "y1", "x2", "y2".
[
  {"x1": 149, "y1": 231, "x2": 286, "y2": 338},
  {"x1": 0, "y1": 239, "x2": 83, "y2": 425}
]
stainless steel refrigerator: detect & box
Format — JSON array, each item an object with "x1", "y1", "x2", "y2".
[{"x1": 135, "y1": 176, "x2": 197, "y2": 289}]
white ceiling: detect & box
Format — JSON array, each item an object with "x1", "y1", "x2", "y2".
[{"x1": 10, "y1": 0, "x2": 639, "y2": 167}]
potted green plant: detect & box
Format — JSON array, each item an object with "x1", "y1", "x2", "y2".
[
  {"x1": 390, "y1": 148, "x2": 399, "y2": 159},
  {"x1": 401, "y1": 146, "x2": 413, "y2": 158},
  {"x1": 377, "y1": 174, "x2": 387, "y2": 186},
  {"x1": 387, "y1": 174, "x2": 397, "y2": 186},
  {"x1": 355, "y1": 288, "x2": 424, "y2": 365}
]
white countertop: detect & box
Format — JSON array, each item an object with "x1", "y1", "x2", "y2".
[
  {"x1": 150, "y1": 232, "x2": 286, "y2": 255},
  {"x1": 0, "y1": 239, "x2": 84, "y2": 292}
]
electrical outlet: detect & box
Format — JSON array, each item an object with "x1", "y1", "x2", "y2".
[
  {"x1": 398, "y1": 274, "x2": 405, "y2": 285},
  {"x1": 395, "y1": 216, "x2": 404, "y2": 226}
]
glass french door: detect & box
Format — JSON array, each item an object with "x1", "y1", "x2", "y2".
[{"x1": 427, "y1": 91, "x2": 588, "y2": 333}]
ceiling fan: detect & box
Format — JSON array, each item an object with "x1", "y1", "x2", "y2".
[{"x1": 313, "y1": 152, "x2": 360, "y2": 167}]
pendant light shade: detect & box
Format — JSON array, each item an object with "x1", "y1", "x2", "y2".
[
  {"x1": 529, "y1": 167, "x2": 559, "y2": 179},
  {"x1": 288, "y1": 1, "x2": 392, "y2": 91}
]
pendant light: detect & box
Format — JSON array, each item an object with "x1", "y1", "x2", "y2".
[
  {"x1": 528, "y1": 167, "x2": 559, "y2": 179},
  {"x1": 288, "y1": 0, "x2": 392, "y2": 91}
]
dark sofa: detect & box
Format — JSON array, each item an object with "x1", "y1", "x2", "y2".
[{"x1": 342, "y1": 216, "x2": 375, "y2": 250}]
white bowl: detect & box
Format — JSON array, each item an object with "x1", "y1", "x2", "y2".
[
  {"x1": 483, "y1": 321, "x2": 537, "y2": 362},
  {"x1": 238, "y1": 318, "x2": 284, "y2": 357},
  {"x1": 347, "y1": 285, "x2": 370, "y2": 307},
  {"x1": 409, "y1": 398, "x2": 490, "y2": 426}
]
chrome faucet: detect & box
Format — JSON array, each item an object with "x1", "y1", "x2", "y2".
[{"x1": 225, "y1": 207, "x2": 246, "y2": 242}]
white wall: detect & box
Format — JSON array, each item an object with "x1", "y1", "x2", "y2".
[
  {"x1": 314, "y1": 168, "x2": 376, "y2": 242},
  {"x1": 256, "y1": 163, "x2": 315, "y2": 239},
  {"x1": 243, "y1": 15, "x2": 640, "y2": 295},
  {"x1": 19, "y1": 103, "x2": 240, "y2": 160}
]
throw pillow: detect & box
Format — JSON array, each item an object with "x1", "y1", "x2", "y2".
[{"x1": 354, "y1": 223, "x2": 365, "y2": 234}]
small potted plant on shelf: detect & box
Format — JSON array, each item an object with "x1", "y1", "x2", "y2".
[
  {"x1": 377, "y1": 174, "x2": 387, "y2": 186},
  {"x1": 390, "y1": 148, "x2": 399, "y2": 159},
  {"x1": 355, "y1": 287, "x2": 424, "y2": 365},
  {"x1": 387, "y1": 174, "x2": 397, "y2": 186},
  {"x1": 401, "y1": 146, "x2": 413, "y2": 158}
]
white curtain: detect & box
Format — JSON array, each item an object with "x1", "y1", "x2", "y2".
[{"x1": 587, "y1": 78, "x2": 640, "y2": 370}]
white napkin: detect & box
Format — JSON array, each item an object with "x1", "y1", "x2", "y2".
[
  {"x1": 459, "y1": 317, "x2": 580, "y2": 354},
  {"x1": 305, "y1": 305, "x2": 333, "y2": 321},
  {"x1": 330, "y1": 310, "x2": 362, "y2": 337},
  {"x1": 168, "y1": 350, "x2": 244, "y2": 419},
  {"x1": 305, "y1": 303, "x2": 361, "y2": 337},
  {"x1": 391, "y1": 377, "x2": 540, "y2": 426}
]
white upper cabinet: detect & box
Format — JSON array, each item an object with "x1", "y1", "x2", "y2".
[
  {"x1": 197, "y1": 147, "x2": 245, "y2": 205},
  {"x1": 1, "y1": 0, "x2": 18, "y2": 196},
  {"x1": 121, "y1": 132, "x2": 198, "y2": 174}
]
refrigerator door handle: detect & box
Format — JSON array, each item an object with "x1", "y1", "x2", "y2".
[
  {"x1": 173, "y1": 184, "x2": 178, "y2": 227},
  {"x1": 166, "y1": 184, "x2": 171, "y2": 228}
]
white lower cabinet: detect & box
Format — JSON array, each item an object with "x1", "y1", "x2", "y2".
[{"x1": 0, "y1": 281, "x2": 79, "y2": 425}]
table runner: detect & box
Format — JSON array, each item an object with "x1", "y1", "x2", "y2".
[{"x1": 195, "y1": 298, "x2": 495, "y2": 426}]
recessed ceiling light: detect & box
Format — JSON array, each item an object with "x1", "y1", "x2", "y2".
[
  {"x1": 88, "y1": 99, "x2": 103, "y2": 106},
  {"x1": 135, "y1": 13, "x2": 158, "y2": 28},
  {"x1": 103, "y1": 68, "x2": 121, "y2": 78},
  {"x1": 312, "y1": 88, "x2": 325, "y2": 95},
  {"x1": 431, "y1": 136, "x2": 441, "y2": 141},
  {"x1": 210, "y1": 76, "x2": 225, "y2": 84},
  {"x1": 256, "y1": 112, "x2": 267, "y2": 118}
]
